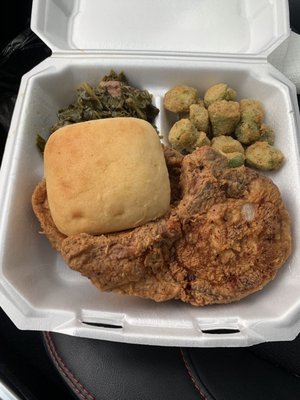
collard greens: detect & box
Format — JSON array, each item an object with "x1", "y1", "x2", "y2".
[{"x1": 37, "y1": 70, "x2": 159, "y2": 152}]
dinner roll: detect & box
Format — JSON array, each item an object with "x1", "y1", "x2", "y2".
[{"x1": 44, "y1": 118, "x2": 170, "y2": 236}]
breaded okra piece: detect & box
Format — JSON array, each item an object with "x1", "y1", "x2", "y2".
[
  {"x1": 208, "y1": 100, "x2": 240, "y2": 136},
  {"x1": 235, "y1": 99, "x2": 264, "y2": 144},
  {"x1": 240, "y1": 99, "x2": 264, "y2": 124},
  {"x1": 189, "y1": 104, "x2": 209, "y2": 132},
  {"x1": 204, "y1": 83, "x2": 237, "y2": 107},
  {"x1": 211, "y1": 135, "x2": 245, "y2": 167},
  {"x1": 226, "y1": 153, "x2": 246, "y2": 168},
  {"x1": 168, "y1": 119, "x2": 198, "y2": 153},
  {"x1": 258, "y1": 123, "x2": 275, "y2": 145},
  {"x1": 194, "y1": 131, "x2": 211, "y2": 148},
  {"x1": 164, "y1": 85, "x2": 198, "y2": 113},
  {"x1": 245, "y1": 141, "x2": 284, "y2": 170},
  {"x1": 211, "y1": 135, "x2": 244, "y2": 154},
  {"x1": 168, "y1": 119, "x2": 210, "y2": 154}
]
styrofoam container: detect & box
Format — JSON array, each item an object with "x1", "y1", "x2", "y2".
[{"x1": 0, "y1": 0, "x2": 300, "y2": 347}]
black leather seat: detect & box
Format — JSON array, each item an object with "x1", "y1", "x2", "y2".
[{"x1": 43, "y1": 331, "x2": 300, "y2": 400}]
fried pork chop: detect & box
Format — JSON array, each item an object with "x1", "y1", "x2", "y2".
[{"x1": 32, "y1": 146, "x2": 291, "y2": 306}]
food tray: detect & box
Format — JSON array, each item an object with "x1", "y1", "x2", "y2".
[{"x1": 0, "y1": 0, "x2": 300, "y2": 347}]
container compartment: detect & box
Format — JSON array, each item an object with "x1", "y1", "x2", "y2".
[{"x1": 0, "y1": 54, "x2": 300, "y2": 346}]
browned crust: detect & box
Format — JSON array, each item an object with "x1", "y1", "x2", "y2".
[
  {"x1": 32, "y1": 180, "x2": 66, "y2": 251},
  {"x1": 31, "y1": 146, "x2": 292, "y2": 306}
]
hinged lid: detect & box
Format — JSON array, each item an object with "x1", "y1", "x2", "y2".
[{"x1": 31, "y1": 0, "x2": 290, "y2": 57}]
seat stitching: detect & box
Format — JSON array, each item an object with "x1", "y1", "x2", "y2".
[
  {"x1": 180, "y1": 348, "x2": 210, "y2": 400},
  {"x1": 43, "y1": 332, "x2": 95, "y2": 400}
]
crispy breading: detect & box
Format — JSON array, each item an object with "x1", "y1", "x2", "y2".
[
  {"x1": 32, "y1": 146, "x2": 292, "y2": 306},
  {"x1": 31, "y1": 180, "x2": 66, "y2": 252}
]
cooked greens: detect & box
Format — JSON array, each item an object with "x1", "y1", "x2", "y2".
[{"x1": 37, "y1": 70, "x2": 159, "y2": 152}]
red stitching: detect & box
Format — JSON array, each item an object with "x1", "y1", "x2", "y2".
[
  {"x1": 180, "y1": 349, "x2": 209, "y2": 400},
  {"x1": 44, "y1": 332, "x2": 95, "y2": 400}
]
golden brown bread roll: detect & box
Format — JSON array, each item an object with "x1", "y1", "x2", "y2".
[{"x1": 44, "y1": 117, "x2": 170, "y2": 236}]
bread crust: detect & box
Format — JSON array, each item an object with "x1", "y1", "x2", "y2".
[{"x1": 44, "y1": 118, "x2": 170, "y2": 235}]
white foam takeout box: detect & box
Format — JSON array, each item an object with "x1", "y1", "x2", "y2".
[{"x1": 0, "y1": 0, "x2": 300, "y2": 347}]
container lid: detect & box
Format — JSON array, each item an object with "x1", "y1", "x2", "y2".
[{"x1": 31, "y1": 0, "x2": 290, "y2": 56}]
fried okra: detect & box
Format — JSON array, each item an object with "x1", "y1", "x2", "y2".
[
  {"x1": 235, "y1": 99, "x2": 265, "y2": 144},
  {"x1": 164, "y1": 83, "x2": 283, "y2": 172},
  {"x1": 235, "y1": 121, "x2": 260, "y2": 145},
  {"x1": 208, "y1": 100, "x2": 240, "y2": 136},
  {"x1": 211, "y1": 135, "x2": 244, "y2": 154},
  {"x1": 168, "y1": 119, "x2": 198, "y2": 153},
  {"x1": 189, "y1": 104, "x2": 209, "y2": 132},
  {"x1": 194, "y1": 131, "x2": 211, "y2": 148},
  {"x1": 168, "y1": 119, "x2": 210, "y2": 154},
  {"x1": 227, "y1": 153, "x2": 245, "y2": 168},
  {"x1": 204, "y1": 83, "x2": 237, "y2": 107},
  {"x1": 240, "y1": 99, "x2": 264, "y2": 124},
  {"x1": 211, "y1": 136, "x2": 245, "y2": 167},
  {"x1": 245, "y1": 141, "x2": 284, "y2": 170},
  {"x1": 164, "y1": 85, "x2": 198, "y2": 113},
  {"x1": 258, "y1": 123, "x2": 275, "y2": 145}
]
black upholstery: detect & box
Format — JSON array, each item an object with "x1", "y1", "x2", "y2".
[
  {"x1": 43, "y1": 332, "x2": 201, "y2": 400},
  {"x1": 43, "y1": 331, "x2": 300, "y2": 400}
]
